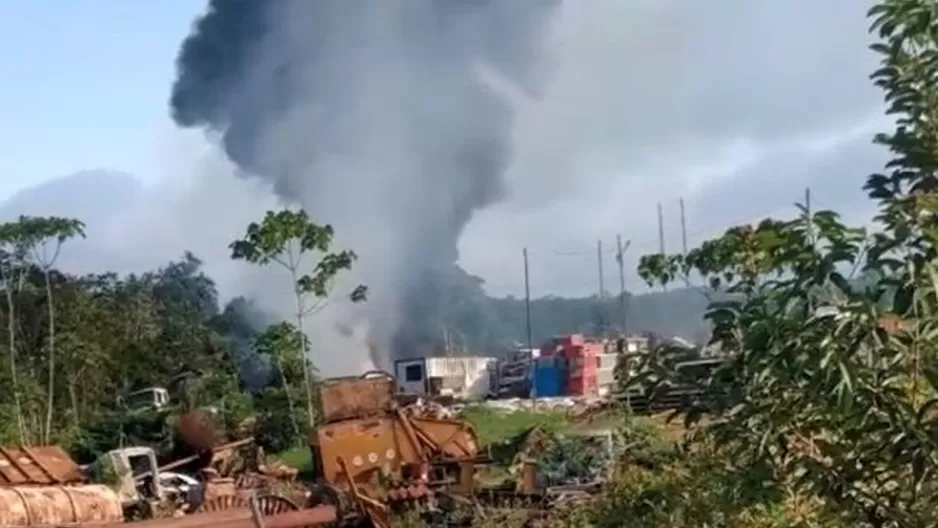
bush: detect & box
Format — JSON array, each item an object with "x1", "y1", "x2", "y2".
[{"x1": 254, "y1": 386, "x2": 308, "y2": 453}]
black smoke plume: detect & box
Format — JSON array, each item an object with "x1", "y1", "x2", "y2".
[{"x1": 169, "y1": 0, "x2": 559, "y2": 369}]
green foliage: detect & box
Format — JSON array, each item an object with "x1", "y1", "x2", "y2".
[
  {"x1": 276, "y1": 445, "x2": 313, "y2": 474},
  {"x1": 0, "y1": 215, "x2": 87, "y2": 444},
  {"x1": 88, "y1": 454, "x2": 123, "y2": 488},
  {"x1": 626, "y1": 2, "x2": 938, "y2": 525},
  {"x1": 229, "y1": 209, "x2": 367, "y2": 304},
  {"x1": 13, "y1": 215, "x2": 85, "y2": 253},
  {"x1": 550, "y1": 418, "x2": 845, "y2": 528},
  {"x1": 0, "y1": 242, "x2": 269, "y2": 457},
  {"x1": 251, "y1": 321, "x2": 315, "y2": 451},
  {"x1": 230, "y1": 208, "x2": 366, "y2": 425},
  {"x1": 459, "y1": 405, "x2": 569, "y2": 446},
  {"x1": 255, "y1": 386, "x2": 309, "y2": 453},
  {"x1": 253, "y1": 321, "x2": 311, "y2": 382}
]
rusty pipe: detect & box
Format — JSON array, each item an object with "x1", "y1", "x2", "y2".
[
  {"x1": 172, "y1": 506, "x2": 339, "y2": 528},
  {"x1": 249, "y1": 507, "x2": 338, "y2": 528},
  {"x1": 99, "y1": 508, "x2": 247, "y2": 528},
  {"x1": 98, "y1": 506, "x2": 337, "y2": 528},
  {"x1": 136, "y1": 437, "x2": 257, "y2": 481}
]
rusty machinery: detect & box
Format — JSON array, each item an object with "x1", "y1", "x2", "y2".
[
  {"x1": 306, "y1": 371, "x2": 485, "y2": 527},
  {"x1": 0, "y1": 445, "x2": 126, "y2": 526},
  {"x1": 0, "y1": 419, "x2": 316, "y2": 527},
  {"x1": 0, "y1": 446, "x2": 340, "y2": 528}
]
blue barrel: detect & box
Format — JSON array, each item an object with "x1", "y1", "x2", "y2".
[{"x1": 531, "y1": 358, "x2": 567, "y2": 397}]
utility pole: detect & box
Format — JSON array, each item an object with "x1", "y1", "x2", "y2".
[
  {"x1": 680, "y1": 197, "x2": 688, "y2": 255},
  {"x1": 679, "y1": 198, "x2": 690, "y2": 287},
  {"x1": 657, "y1": 202, "x2": 667, "y2": 292},
  {"x1": 597, "y1": 239, "x2": 606, "y2": 338},
  {"x1": 523, "y1": 247, "x2": 533, "y2": 354},
  {"x1": 804, "y1": 187, "x2": 813, "y2": 246},
  {"x1": 523, "y1": 247, "x2": 535, "y2": 403},
  {"x1": 616, "y1": 235, "x2": 631, "y2": 335},
  {"x1": 597, "y1": 239, "x2": 605, "y2": 301}
]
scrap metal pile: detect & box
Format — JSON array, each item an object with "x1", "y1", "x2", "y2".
[
  {"x1": 479, "y1": 424, "x2": 622, "y2": 513},
  {"x1": 509, "y1": 428, "x2": 619, "y2": 488},
  {"x1": 0, "y1": 413, "x2": 336, "y2": 528},
  {"x1": 305, "y1": 372, "x2": 620, "y2": 526},
  {"x1": 0, "y1": 373, "x2": 622, "y2": 527}
]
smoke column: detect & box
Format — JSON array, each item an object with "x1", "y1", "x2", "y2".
[{"x1": 169, "y1": 0, "x2": 560, "y2": 372}]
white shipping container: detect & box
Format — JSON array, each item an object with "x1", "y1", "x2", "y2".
[
  {"x1": 598, "y1": 353, "x2": 619, "y2": 370},
  {"x1": 395, "y1": 356, "x2": 498, "y2": 400},
  {"x1": 597, "y1": 368, "x2": 616, "y2": 386}
]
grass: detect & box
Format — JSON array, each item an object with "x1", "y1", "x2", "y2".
[
  {"x1": 276, "y1": 445, "x2": 314, "y2": 479},
  {"x1": 459, "y1": 405, "x2": 571, "y2": 445}
]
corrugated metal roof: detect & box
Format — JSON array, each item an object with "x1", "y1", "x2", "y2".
[{"x1": 0, "y1": 445, "x2": 84, "y2": 485}]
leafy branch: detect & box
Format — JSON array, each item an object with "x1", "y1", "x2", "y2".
[{"x1": 230, "y1": 208, "x2": 366, "y2": 426}]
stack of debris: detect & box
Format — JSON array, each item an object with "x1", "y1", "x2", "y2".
[
  {"x1": 403, "y1": 398, "x2": 456, "y2": 420},
  {"x1": 506, "y1": 427, "x2": 621, "y2": 489},
  {"x1": 480, "y1": 396, "x2": 608, "y2": 415}
]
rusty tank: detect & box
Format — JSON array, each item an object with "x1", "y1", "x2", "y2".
[
  {"x1": 0, "y1": 484, "x2": 123, "y2": 526},
  {"x1": 0, "y1": 444, "x2": 124, "y2": 526},
  {"x1": 308, "y1": 372, "x2": 482, "y2": 527}
]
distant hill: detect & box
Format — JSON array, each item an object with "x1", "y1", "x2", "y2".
[
  {"x1": 403, "y1": 265, "x2": 712, "y2": 357},
  {"x1": 490, "y1": 287, "x2": 712, "y2": 346}
]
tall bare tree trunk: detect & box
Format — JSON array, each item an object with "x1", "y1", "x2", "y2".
[
  {"x1": 276, "y1": 358, "x2": 301, "y2": 440},
  {"x1": 43, "y1": 269, "x2": 55, "y2": 444},
  {"x1": 68, "y1": 378, "x2": 80, "y2": 429},
  {"x1": 4, "y1": 279, "x2": 25, "y2": 444},
  {"x1": 294, "y1": 281, "x2": 316, "y2": 426}
]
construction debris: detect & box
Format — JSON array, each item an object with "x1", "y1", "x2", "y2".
[
  {"x1": 0, "y1": 372, "x2": 629, "y2": 527},
  {"x1": 472, "y1": 396, "x2": 609, "y2": 417},
  {"x1": 504, "y1": 427, "x2": 622, "y2": 489}
]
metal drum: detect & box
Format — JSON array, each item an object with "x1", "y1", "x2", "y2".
[{"x1": 0, "y1": 484, "x2": 124, "y2": 526}]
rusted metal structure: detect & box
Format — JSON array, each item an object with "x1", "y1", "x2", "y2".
[
  {"x1": 0, "y1": 445, "x2": 85, "y2": 485},
  {"x1": 0, "y1": 444, "x2": 125, "y2": 526},
  {"x1": 309, "y1": 372, "x2": 484, "y2": 527},
  {"x1": 0, "y1": 484, "x2": 124, "y2": 526},
  {"x1": 100, "y1": 505, "x2": 338, "y2": 527},
  {"x1": 319, "y1": 372, "x2": 396, "y2": 423},
  {"x1": 194, "y1": 492, "x2": 298, "y2": 515}
]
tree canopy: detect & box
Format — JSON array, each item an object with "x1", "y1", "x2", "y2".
[{"x1": 621, "y1": 1, "x2": 938, "y2": 525}]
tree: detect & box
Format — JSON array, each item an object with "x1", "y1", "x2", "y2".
[
  {"x1": 15, "y1": 216, "x2": 85, "y2": 443},
  {"x1": 251, "y1": 321, "x2": 308, "y2": 443},
  {"x1": 0, "y1": 242, "x2": 26, "y2": 442},
  {"x1": 230, "y1": 209, "x2": 366, "y2": 424},
  {"x1": 629, "y1": 1, "x2": 938, "y2": 524}
]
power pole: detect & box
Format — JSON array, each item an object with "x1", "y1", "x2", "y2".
[
  {"x1": 616, "y1": 235, "x2": 631, "y2": 335},
  {"x1": 680, "y1": 198, "x2": 690, "y2": 287},
  {"x1": 596, "y1": 240, "x2": 609, "y2": 337},
  {"x1": 523, "y1": 247, "x2": 533, "y2": 354},
  {"x1": 523, "y1": 247, "x2": 535, "y2": 403},
  {"x1": 680, "y1": 197, "x2": 688, "y2": 255},
  {"x1": 657, "y1": 202, "x2": 667, "y2": 292},
  {"x1": 597, "y1": 239, "x2": 605, "y2": 301},
  {"x1": 804, "y1": 187, "x2": 813, "y2": 246},
  {"x1": 597, "y1": 239, "x2": 606, "y2": 337}
]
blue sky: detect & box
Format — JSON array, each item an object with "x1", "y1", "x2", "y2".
[{"x1": 0, "y1": 0, "x2": 204, "y2": 199}]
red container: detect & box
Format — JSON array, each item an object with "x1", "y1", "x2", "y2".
[
  {"x1": 542, "y1": 335, "x2": 608, "y2": 396},
  {"x1": 564, "y1": 341, "x2": 601, "y2": 396}
]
